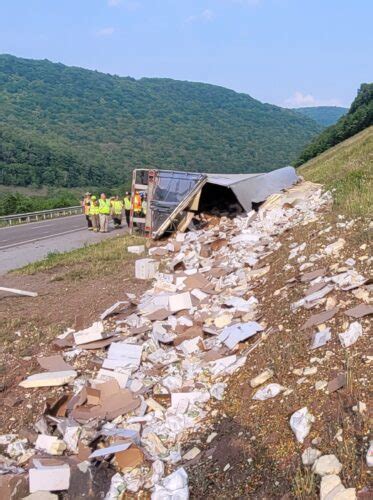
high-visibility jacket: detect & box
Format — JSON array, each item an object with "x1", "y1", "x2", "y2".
[
  {"x1": 142, "y1": 200, "x2": 147, "y2": 215},
  {"x1": 98, "y1": 199, "x2": 111, "y2": 214},
  {"x1": 89, "y1": 202, "x2": 99, "y2": 215},
  {"x1": 112, "y1": 200, "x2": 123, "y2": 215},
  {"x1": 83, "y1": 198, "x2": 91, "y2": 215},
  {"x1": 134, "y1": 194, "x2": 142, "y2": 212},
  {"x1": 124, "y1": 197, "x2": 131, "y2": 210}
]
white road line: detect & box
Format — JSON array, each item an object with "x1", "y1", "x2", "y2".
[
  {"x1": 0, "y1": 214, "x2": 84, "y2": 231},
  {"x1": 0, "y1": 227, "x2": 87, "y2": 250}
]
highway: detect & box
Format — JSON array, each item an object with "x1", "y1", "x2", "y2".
[
  {"x1": 0, "y1": 215, "x2": 87, "y2": 250},
  {"x1": 0, "y1": 215, "x2": 128, "y2": 274}
]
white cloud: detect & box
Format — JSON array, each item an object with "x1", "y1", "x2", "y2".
[
  {"x1": 284, "y1": 91, "x2": 342, "y2": 108},
  {"x1": 107, "y1": 0, "x2": 121, "y2": 6},
  {"x1": 96, "y1": 27, "x2": 115, "y2": 37},
  {"x1": 186, "y1": 9, "x2": 215, "y2": 23}
]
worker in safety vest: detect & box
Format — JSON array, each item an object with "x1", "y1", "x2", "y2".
[
  {"x1": 89, "y1": 196, "x2": 100, "y2": 232},
  {"x1": 134, "y1": 191, "x2": 142, "y2": 215},
  {"x1": 123, "y1": 192, "x2": 131, "y2": 227},
  {"x1": 98, "y1": 193, "x2": 111, "y2": 233},
  {"x1": 141, "y1": 193, "x2": 147, "y2": 217},
  {"x1": 111, "y1": 195, "x2": 123, "y2": 228},
  {"x1": 82, "y1": 192, "x2": 92, "y2": 230}
]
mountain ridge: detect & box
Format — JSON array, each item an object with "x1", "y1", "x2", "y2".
[
  {"x1": 296, "y1": 83, "x2": 373, "y2": 166},
  {"x1": 0, "y1": 54, "x2": 321, "y2": 188},
  {"x1": 293, "y1": 106, "x2": 348, "y2": 127}
]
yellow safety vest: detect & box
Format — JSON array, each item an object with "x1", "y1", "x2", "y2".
[
  {"x1": 134, "y1": 194, "x2": 142, "y2": 212},
  {"x1": 98, "y1": 199, "x2": 111, "y2": 214},
  {"x1": 113, "y1": 200, "x2": 123, "y2": 215},
  {"x1": 124, "y1": 197, "x2": 131, "y2": 210},
  {"x1": 89, "y1": 203, "x2": 99, "y2": 215}
]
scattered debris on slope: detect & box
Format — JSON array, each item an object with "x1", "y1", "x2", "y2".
[{"x1": 0, "y1": 181, "x2": 371, "y2": 499}]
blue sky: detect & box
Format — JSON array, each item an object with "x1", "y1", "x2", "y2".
[{"x1": 0, "y1": 0, "x2": 371, "y2": 108}]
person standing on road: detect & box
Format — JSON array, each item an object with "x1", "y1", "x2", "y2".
[
  {"x1": 141, "y1": 193, "x2": 147, "y2": 218},
  {"x1": 82, "y1": 192, "x2": 92, "y2": 230},
  {"x1": 89, "y1": 196, "x2": 100, "y2": 232},
  {"x1": 111, "y1": 195, "x2": 123, "y2": 228},
  {"x1": 98, "y1": 193, "x2": 111, "y2": 233},
  {"x1": 134, "y1": 191, "x2": 142, "y2": 216},
  {"x1": 123, "y1": 192, "x2": 131, "y2": 227}
]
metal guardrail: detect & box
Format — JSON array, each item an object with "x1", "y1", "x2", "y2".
[{"x1": 0, "y1": 206, "x2": 82, "y2": 226}]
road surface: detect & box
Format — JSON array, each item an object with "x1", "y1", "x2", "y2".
[{"x1": 0, "y1": 215, "x2": 128, "y2": 274}]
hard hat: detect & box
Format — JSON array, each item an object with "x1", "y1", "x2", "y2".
[{"x1": 91, "y1": 195, "x2": 97, "y2": 200}]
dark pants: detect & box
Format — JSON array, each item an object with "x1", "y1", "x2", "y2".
[
  {"x1": 125, "y1": 210, "x2": 131, "y2": 226},
  {"x1": 113, "y1": 217, "x2": 122, "y2": 227},
  {"x1": 85, "y1": 214, "x2": 92, "y2": 228}
]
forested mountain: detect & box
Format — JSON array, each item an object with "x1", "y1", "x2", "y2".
[
  {"x1": 293, "y1": 106, "x2": 347, "y2": 127},
  {"x1": 0, "y1": 54, "x2": 321, "y2": 188},
  {"x1": 296, "y1": 83, "x2": 373, "y2": 166}
]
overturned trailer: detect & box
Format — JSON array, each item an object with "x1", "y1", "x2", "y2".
[{"x1": 129, "y1": 166, "x2": 298, "y2": 239}]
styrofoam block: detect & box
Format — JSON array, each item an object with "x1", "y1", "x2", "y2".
[
  {"x1": 135, "y1": 259, "x2": 159, "y2": 280},
  {"x1": 168, "y1": 292, "x2": 192, "y2": 312}
]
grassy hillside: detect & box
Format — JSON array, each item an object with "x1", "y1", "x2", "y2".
[
  {"x1": 293, "y1": 106, "x2": 347, "y2": 127},
  {"x1": 296, "y1": 83, "x2": 373, "y2": 166},
  {"x1": 0, "y1": 54, "x2": 321, "y2": 188},
  {"x1": 298, "y1": 126, "x2": 373, "y2": 216}
]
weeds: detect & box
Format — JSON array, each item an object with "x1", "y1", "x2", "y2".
[
  {"x1": 13, "y1": 234, "x2": 146, "y2": 276},
  {"x1": 299, "y1": 126, "x2": 373, "y2": 217},
  {"x1": 293, "y1": 466, "x2": 317, "y2": 499}
]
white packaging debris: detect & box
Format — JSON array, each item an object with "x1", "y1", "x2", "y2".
[
  {"x1": 19, "y1": 370, "x2": 77, "y2": 388},
  {"x1": 312, "y1": 454, "x2": 342, "y2": 476},
  {"x1": 0, "y1": 434, "x2": 17, "y2": 445},
  {"x1": 289, "y1": 407, "x2": 314, "y2": 443},
  {"x1": 73, "y1": 321, "x2": 104, "y2": 345},
  {"x1": 301, "y1": 447, "x2": 321, "y2": 466},
  {"x1": 250, "y1": 368, "x2": 274, "y2": 388},
  {"x1": 182, "y1": 447, "x2": 201, "y2": 461},
  {"x1": 100, "y1": 301, "x2": 127, "y2": 320},
  {"x1": 171, "y1": 392, "x2": 210, "y2": 409},
  {"x1": 324, "y1": 238, "x2": 345, "y2": 255},
  {"x1": 210, "y1": 383, "x2": 227, "y2": 400},
  {"x1": 6, "y1": 439, "x2": 28, "y2": 458},
  {"x1": 96, "y1": 368, "x2": 130, "y2": 388},
  {"x1": 218, "y1": 321, "x2": 263, "y2": 349},
  {"x1": 29, "y1": 463, "x2": 70, "y2": 493},
  {"x1": 152, "y1": 467, "x2": 189, "y2": 500},
  {"x1": 35, "y1": 435, "x2": 67, "y2": 455},
  {"x1": 103, "y1": 342, "x2": 143, "y2": 370},
  {"x1": 252, "y1": 383, "x2": 284, "y2": 401},
  {"x1": 63, "y1": 424, "x2": 81, "y2": 453},
  {"x1": 367, "y1": 441, "x2": 373, "y2": 467},
  {"x1": 168, "y1": 292, "x2": 192, "y2": 312},
  {"x1": 128, "y1": 245, "x2": 145, "y2": 254},
  {"x1": 135, "y1": 259, "x2": 159, "y2": 280},
  {"x1": 310, "y1": 328, "x2": 331, "y2": 350},
  {"x1": 105, "y1": 473, "x2": 126, "y2": 500},
  {"x1": 338, "y1": 322, "x2": 363, "y2": 348},
  {"x1": 6, "y1": 180, "x2": 345, "y2": 498}
]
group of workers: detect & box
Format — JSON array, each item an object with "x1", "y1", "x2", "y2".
[{"x1": 81, "y1": 191, "x2": 147, "y2": 232}]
